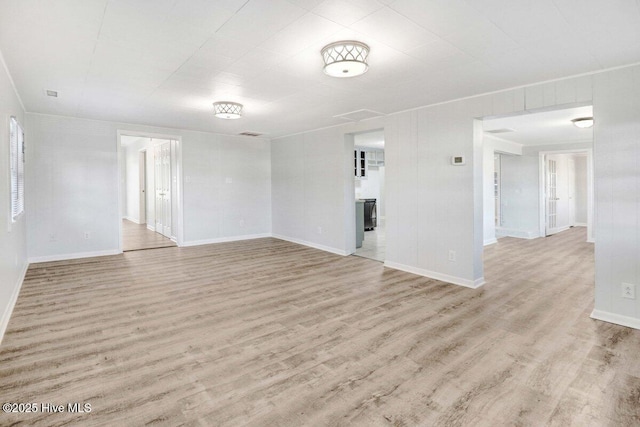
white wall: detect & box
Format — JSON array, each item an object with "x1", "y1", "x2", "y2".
[
  {"x1": 26, "y1": 114, "x2": 272, "y2": 261},
  {"x1": 182, "y1": 133, "x2": 271, "y2": 244},
  {"x1": 0, "y1": 51, "x2": 28, "y2": 342},
  {"x1": 592, "y1": 66, "x2": 640, "y2": 329},
  {"x1": 574, "y1": 155, "x2": 588, "y2": 224},
  {"x1": 271, "y1": 126, "x2": 351, "y2": 255},
  {"x1": 483, "y1": 135, "x2": 522, "y2": 245},
  {"x1": 498, "y1": 154, "x2": 541, "y2": 239}
]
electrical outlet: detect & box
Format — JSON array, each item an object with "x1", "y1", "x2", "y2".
[
  {"x1": 448, "y1": 250, "x2": 456, "y2": 262},
  {"x1": 225, "y1": 177, "x2": 233, "y2": 184},
  {"x1": 622, "y1": 283, "x2": 636, "y2": 300},
  {"x1": 239, "y1": 219, "x2": 245, "y2": 227},
  {"x1": 83, "y1": 231, "x2": 91, "y2": 239},
  {"x1": 317, "y1": 226, "x2": 323, "y2": 235},
  {"x1": 49, "y1": 233, "x2": 57, "y2": 242}
]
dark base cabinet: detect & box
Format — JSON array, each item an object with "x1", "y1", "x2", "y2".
[{"x1": 363, "y1": 199, "x2": 377, "y2": 231}]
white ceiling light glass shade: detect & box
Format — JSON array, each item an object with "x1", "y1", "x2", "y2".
[
  {"x1": 571, "y1": 117, "x2": 594, "y2": 128},
  {"x1": 321, "y1": 41, "x2": 370, "y2": 78},
  {"x1": 213, "y1": 102, "x2": 243, "y2": 119}
]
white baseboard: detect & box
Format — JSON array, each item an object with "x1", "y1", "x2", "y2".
[
  {"x1": 29, "y1": 249, "x2": 120, "y2": 264},
  {"x1": 574, "y1": 223, "x2": 587, "y2": 227},
  {"x1": 484, "y1": 238, "x2": 498, "y2": 246},
  {"x1": 591, "y1": 309, "x2": 640, "y2": 330},
  {"x1": 383, "y1": 261, "x2": 485, "y2": 289},
  {"x1": 146, "y1": 224, "x2": 156, "y2": 232},
  {"x1": 272, "y1": 234, "x2": 348, "y2": 256},
  {"x1": 123, "y1": 216, "x2": 142, "y2": 224},
  {"x1": 181, "y1": 233, "x2": 272, "y2": 248},
  {"x1": 496, "y1": 228, "x2": 540, "y2": 240},
  {"x1": 0, "y1": 262, "x2": 29, "y2": 345}
]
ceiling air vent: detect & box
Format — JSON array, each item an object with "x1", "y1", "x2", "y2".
[
  {"x1": 485, "y1": 128, "x2": 515, "y2": 134},
  {"x1": 239, "y1": 131, "x2": 263, "y2": 137},
  {"x1": 334, "y1": 109, "x2": 385, "y2": 122},
  {"x1": 45, "y1": 89, "x2": 58, "y2": 97}
]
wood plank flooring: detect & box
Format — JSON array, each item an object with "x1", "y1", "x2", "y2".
[
  {"x1": 1, "y1": 227, "x2": 639, "y2": 426},
  {"x1": 122, "y1": 219, "x2": 176, "y2": 251}
]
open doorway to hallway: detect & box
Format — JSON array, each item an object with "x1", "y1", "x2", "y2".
[
  {"x1": 353, "y1": 130, "x2": 385, "y2": 262},
  {"x1": 483, "y1": 105, "x2": 594, "y2": 251},
  {"x1": 119, "y1": 135, "x2": 179, "y2": 252}
]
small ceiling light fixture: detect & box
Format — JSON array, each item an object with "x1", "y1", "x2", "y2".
[
  {"x1": 571, "y1": 117, "x2": 594, "y2": 128},
  {"x1": 321, "y1": 40, "x2": 370, "y2": 78},
  {"x1": 213, "y1": 101, "x2": 243, "y2": 119}
]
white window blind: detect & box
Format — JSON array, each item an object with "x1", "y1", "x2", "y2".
[{"x1": 10, "y1": 116, "x2": 25, "y2": 221}]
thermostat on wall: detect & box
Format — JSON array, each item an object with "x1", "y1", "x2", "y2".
[{"x1": 451, "y1": 156, "x2": 465, "y2": 165}]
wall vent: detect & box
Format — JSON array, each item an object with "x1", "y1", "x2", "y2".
[
  {"x1": 239, "y1": 131, "x2": 263, "y2": 137},
  {"x1": 45, "y1": 89, "x2": 58, "y2": 97}
]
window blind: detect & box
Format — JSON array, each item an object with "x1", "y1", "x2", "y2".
[{"x1": 10, "y1": 117, "x2": 24, "y2": 221}]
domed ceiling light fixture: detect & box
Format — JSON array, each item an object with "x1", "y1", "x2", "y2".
[
  {"x1": 213, "y1": 101, "x2": 243, "y2": 119},
  {"x1": 321, "y1": 41, "x2": 370, "y2": 78},
  {"x1": 571, "y1": 117, "x2": 594, "y2": 128}
]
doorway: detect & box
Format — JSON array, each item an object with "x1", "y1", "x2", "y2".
[
  {"x1": 540, "y1": 150, "x2": 593, "y2": 240},
  {"x1": 352, "y1": 130, "x2": 385, "y2": 262},
  {"x1": 118, "y1": 133, "x2": 182, "y2": 252},
  {"x1": 482, "y1": 105, "x2": 594, "y2": 245}
]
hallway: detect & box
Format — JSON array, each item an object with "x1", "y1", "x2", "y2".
[{"x1": 122, "y1": 219, "x2": 176, "y2": 251}]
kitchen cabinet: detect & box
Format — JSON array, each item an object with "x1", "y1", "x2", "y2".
[
  {"x1": 354, "y1": 149, "x2": 367, "y2": 178},
  {"x1": 366, "y1": 150, "x2": 384, "y2": 167}
]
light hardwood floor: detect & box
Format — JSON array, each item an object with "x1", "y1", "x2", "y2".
[
  {"x1": 1, "y1": 228, "x2": 639, "y2": 426},
  {"x1": 122, "y1": 219, "x2": 176, "y2": 251}
]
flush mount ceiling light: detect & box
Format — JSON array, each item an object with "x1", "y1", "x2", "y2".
[
  {"x1": 321, "y1": 41, "x2": 370, "y2": 78},
  {"x1": 213, "y1": 101, "x2": 243, "y2": 119},
  {"x1": 571, "y1": 117, "x2": 594, "y2": 128}
]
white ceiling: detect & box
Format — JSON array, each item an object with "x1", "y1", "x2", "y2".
[
  {"x1": 483, "y1": 105, "x2": 593, "y2": 146},
  {"x1": 1, "y1": 0, "x2": 639, "y2": 138}
]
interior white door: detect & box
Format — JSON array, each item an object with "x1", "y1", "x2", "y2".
[
  {"x1": 154, "y1": 143, "x2": 171, "y2": 238},
  {"x1": 567, "y1": 157, "x2": 576, "y2": 227},
  {"x1": 546, "y1": 154, "x2": 569, "y2": 236},
  {"x1": 139, "y1": 151, "x2": 146, "y2": 225}
]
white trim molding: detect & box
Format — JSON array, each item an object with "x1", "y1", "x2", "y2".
[
  {"x1": 384, "y1": 261, "x2": 485, "y2": 289},
  {"x1": 496, "y1": 228, "x2": 540, "y2": 240},
  {"x1": 591, "y1": 309, "x2": 640, "y2": 330},
  {"x1": 182, "y1": 233, "x2": 272, "y2": 248},
  {"x1": 146, "y1": 224, "x2": 156, "y2": 232},
  {"x1": 0, "y1": 262, "x2": 29, "y2": 344},
  {"x1": 272, "y1": 234, "x2": 348, "y2": 256},
  {"x1": 123, "y1": 216, "x2": 142, "y2": 224},
  {"x1": 484, "y1": 238, "x2": 498, "y2": 246},
  {"x1": 29, "y1": 249, "x2": 120, "y2": 264}
]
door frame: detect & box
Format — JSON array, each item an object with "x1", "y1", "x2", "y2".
[
  {"x1": 538, "y1": 148, "x2": 593, "y2": 242},
  {"x1": 117, "y1": 130, "x2": 184, "y2": 253}
]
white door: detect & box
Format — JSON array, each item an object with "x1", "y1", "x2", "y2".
[
  {"x1": 546, "y1": 154, "x2": 569, "y2": 236},
  {"x1": 567, "y1": 157, "x2": 576, "y2": 227},
  {"x1": 154, "y1": 143, "x2": 171, "y2": 238},
  {"x1": 139, "y1": 151, "x2": 146, "y2": 224}
]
